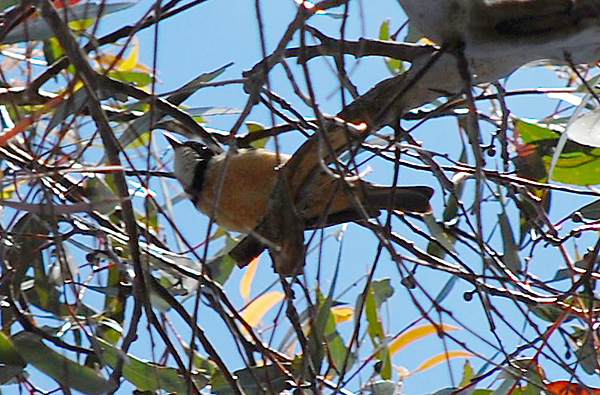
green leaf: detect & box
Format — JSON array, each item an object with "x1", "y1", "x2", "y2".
[
  {"x1": 363, "y1": 283, "x2": 392, "y2": 379},
  {"x1": 515, "y1": 119, "x2": 560, "y2": 143},
  {"x1": 576, "y1": 74, "x2": 600, "y2": 92},
  {"x1": 379, "y1": 18, "x2": 391, "y2": 40},
  {"x1": 522, "y1": 370, "x2": 544, "y2": 395},
  {"x1": 0, "y1": 330, "x2": 26, "y2": 384},
  {"x1": 168, "y1": 63, "x2": 233, "y2": 106},
  {"x1": 114, "y1": 63, "x2": 233, "y2": 154},
  {"x1": 22, "y1": 278, "x2": 97, "y2": 317},
  {"x1": 515, "y1": 119, "x2": 600, "y2": 185},
  {"x1": 1, "y1": 2, "x2": 136, "y2": 44},
  {"x1": 192, "y1": 353, "x2": 218, "y2": 377},
  {"x1": 371, "y1": 279, "x2": 394, "y2": 308},
  {"x1": 434, "y1": 276, "x2": 458, "y2": 305},
  {"x1": 48, "y1": 87, "x2": 126, "y2": 133},
  {"x1": 498, "y1": 212, "x2": 520, "y2": 274},
  {"x1": 459, "y1": 360, "x2": 474, "y2": 387},
  {"x1": 229, "y1": 364, "x2": 291, "y2": 395},
  {"x1": 69, "y1": 17, "x2": 94, "y2": 30},
  {"x1": 97, "y1": 317, "x2": 123, "y2": 344},
  {"x1": 378, "y1": 345, "x2": 392, "y2": 380},
  {"x1": 43, "y1": 37, "x2": 63, "y2": 64},
  {"x1": 530, "y1": 304, "x2": 566, "y2": 322},
  {"x1": 136, "y1": 196, "x2": 159, "y2": 229},
  {"x1": 107, "y1": 70, "x2": 153, "y2": 87},
  {"x1": 574, "y1": 329, "x2": 600, "y2": 374},
  {"x1": 364, "y1": 380, "x2": 397, "y2": 395},
  {"x1": 577, "y1": 199, "x2": 600, "y2": 219},
  {"x1": 378, "y1": 19, "x2": 403, "y2": 75},
  {"x1": 365, "y1": 288, "x2": 384, "y2": 342},
  {"x1": 492, "y1": 374, "x2": 519, "y2": 395},
  {"x1": 0, "y1": 0, "x2": 18, "y2": 12},
  {"x1": 104, "y1": 265, "x2": 126, "y2": 323},
  {"x1": 207, "y1": 235, "x2": 238, "y2": 285},
  {"x1": 307, "y1": 292, "x2": 333, "y2": 372},
  {"x1": 13, "y1": 332, "x2": 110, "y2": 395},
  {"x1": 246, "y1": 121, "x2": 269, "y2": 149},
  {"x1": 99, "y1": 338, "x2": 208, "y2": 392},
  {"x1": 323, "y1": 306, "x2": 350, "y2": 375},
  {"x1": 425, "y1": 214, "x2": 456, "y2": 259},
  {"x1": 542, "y1": 148, "x2": 600, "y2": 185}
]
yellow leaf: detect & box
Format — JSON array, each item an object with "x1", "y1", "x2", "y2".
[
  {"x1": 0, "y1": 170, "x2": 15, "y2": 199},
  {"x1": 73, "y1": 80, "x2": 84, "y2": 91},
  {"x1": 389, "y1": 323, "x2": 459, "y2": 355},
  {"x1": 95, "y1": 37, "x2": 150, "y2": 73},
  {"x1": 418, "y1": 37, "x2": 436, "y2": 45},
  {"x1": 331, "y1": 305, "x2": 354, "y2": 323},
  {"x1": 240, "y1": 291, "x2": 284, "y2": 328},
  {"x1": 117, "y1": 36, "x2": 139, "y2": 71},
  {"x1": 412, "y1": 350, "x2": 473, "y2": 374},
  {"x1": 239, "y1": 257, "x2": 259, "y2": 302},
  {"x1": 68, "y1": 17, "x2": 93, "y2": 30}
]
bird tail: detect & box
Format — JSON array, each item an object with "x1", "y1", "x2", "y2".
[
  {"x1": 364, "y1": 185, "x2": 433, "y2": 213},
  {"x1": 231, "y1": 184, "x2": 434, "y2": 268}
]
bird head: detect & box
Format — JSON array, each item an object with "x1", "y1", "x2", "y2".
[{"x1": 164, "y1": 132, "x2": 214, "y2": 194}]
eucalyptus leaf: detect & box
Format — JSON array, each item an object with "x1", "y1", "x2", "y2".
[
  {"x1": 364, "y1": 380, "x2": 397, "y2": 395},
  {"x1": 379, "y1": 19, "x2": 403, "y2": 75},
  {"x1": 566, "y1": 109, "x2": 600, "y2": 147},
  {"x1": 576, "y1": 198, "x2": 600, "y2": 220},
  {"x1": 116, "y1": 63, "x2": 233, "y2": 151},
  {"x1": 99, "y1": 338, "x2": 209, "y2": 392},
  {"x1": 1, "y1": 1, "x2": 136, "y2": 44},
  {"x1": 0, "y1": 330, "x2": 25, "y2": 384},
  {"x1": 13, "y1": 332, "x2": 110, "y2": 395},
  {"x1": 498, "y1": 212, "x2": 520, "y2": 274},
  {"x1": 232, "y1": 364, "x2": 291, "y2": 395}
]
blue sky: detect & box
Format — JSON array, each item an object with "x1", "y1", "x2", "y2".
[
  {"x1": 9, "y1": 0, "x2": 600, "y2": 394},
  {"x1": 91, "y1": 1, "x2": 600, "y2": 393}
]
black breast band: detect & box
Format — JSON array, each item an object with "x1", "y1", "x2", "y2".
[{"x1": 188, "y1": 160, "x2": 209, "y2": 205}]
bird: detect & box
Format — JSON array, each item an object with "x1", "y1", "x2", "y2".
[{"x1": 164, "y1": 133, "x2": 434, "y2": 237}]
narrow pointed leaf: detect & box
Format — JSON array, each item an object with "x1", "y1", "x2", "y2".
[
  {"x1": 498, "y1": 212, "x2": 520, "y2": 274},
  {"x1": 117, "y1": 63, "x2": 233, "y2": 149},
  {"x1": 240, "y1": 291, "x2": 284, "y2": 328},
  {"x1": 412, "y1": 350, "x2": 472, "y2": 374},
  {"x1": 239, "y1": 257, "x2": 259, "y2": 302},
  {"x1": 99, "y1": 338, "x2": 208, "y2": 392},
  {"x1": 1, "y1": 1, "x2": 136, "y2": 43},
  {"x1": 389, "y1": 323, "x2": 459, "y2": 355},
  {"x1": 13, "y1": 332, "x2": 110, "y2": 394},
  {"x1": 0, "y1": 330, "x2": 25, "y2": 384},
  {"x1": 168, "y1": 63, "x2": 233, "y2": 106}
]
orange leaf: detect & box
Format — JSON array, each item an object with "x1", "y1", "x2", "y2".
[
  {"x1": 412, "y1": 350, "x2": 472, "y2": 374},
  {"x1": 0, "y1": 91, "x2": 67, "y2": 146},
  {"x1": 240, "y1": 291, "x2": 284, "y2": 328},
  {"x1": 546, "y1": 381, "x2": 600, "y2": 395},
  {"x1": 239, "y1": 257, "x2": 259, "y2": 302},
  {"x1": 389, "y1": 323, "x2": 459, "y2": 355}
]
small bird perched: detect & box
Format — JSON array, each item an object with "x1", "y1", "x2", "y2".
[{"x1": 164, "y1": 132, "x2": 433, "y2": 260}]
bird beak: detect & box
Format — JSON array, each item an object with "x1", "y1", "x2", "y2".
[{"x1": 163, "y1": 132, "x2": 183, "y2": 148}]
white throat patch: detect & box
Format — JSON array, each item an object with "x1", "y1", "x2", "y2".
[{"x1": 173, "y1": 147, "x2": 203, "y2": 190}]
